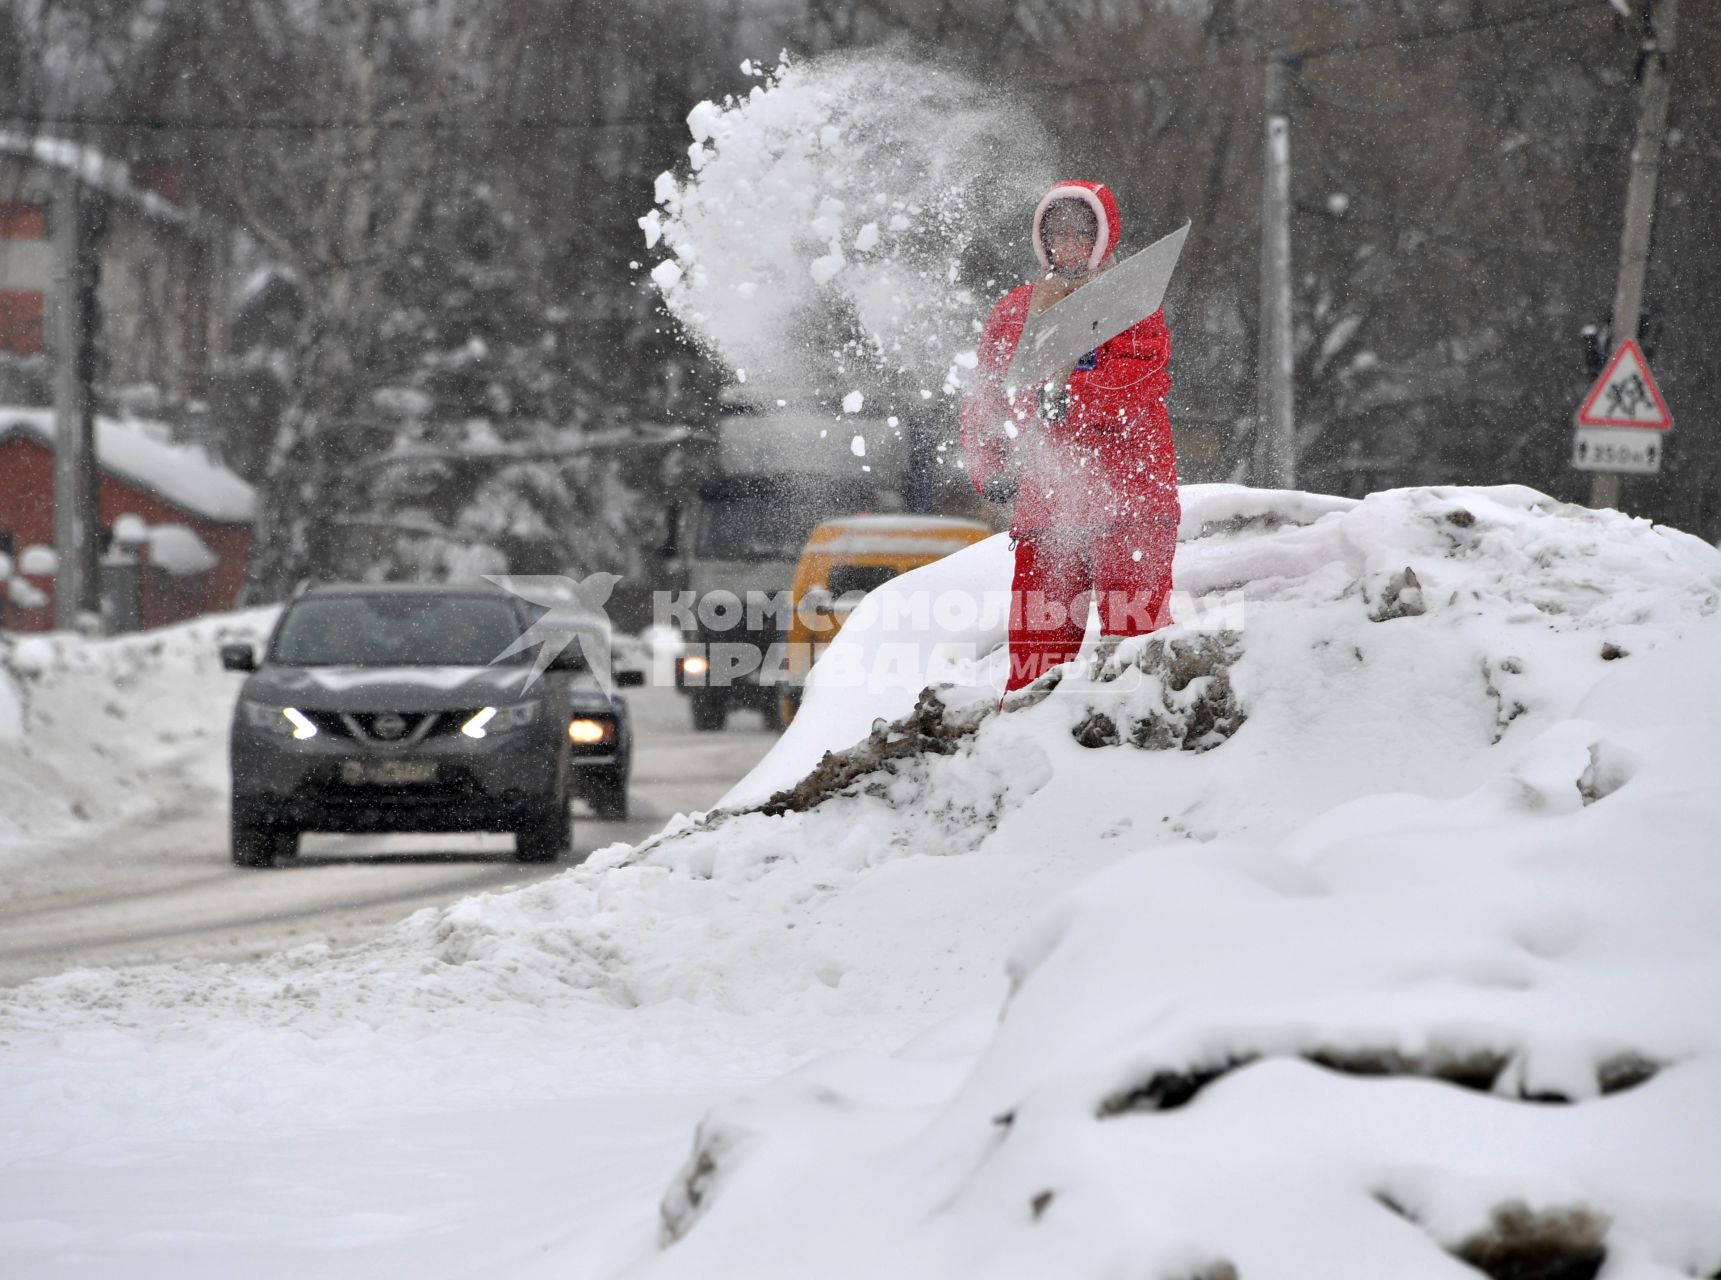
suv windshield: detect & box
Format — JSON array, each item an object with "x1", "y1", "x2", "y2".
[{"x1": 270, "y1": 594, "x2": 526, "y2": 667}]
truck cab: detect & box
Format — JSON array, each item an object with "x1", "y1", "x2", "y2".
[{"x1": 667, "y1": 395, "x2": 906, "y2": 731}]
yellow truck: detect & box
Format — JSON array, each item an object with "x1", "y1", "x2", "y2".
[{"x1": 779, "y1": 514, "x2": 993, "y2": 727}]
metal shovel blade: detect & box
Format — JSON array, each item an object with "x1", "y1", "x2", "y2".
[{"x1": 1005, "y1": 220, "x2": 1190, "y2": 391}]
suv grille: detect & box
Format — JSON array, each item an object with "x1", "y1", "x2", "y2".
[{"x1": 297, "y1": 711, "x2": 444, "y2": 745}]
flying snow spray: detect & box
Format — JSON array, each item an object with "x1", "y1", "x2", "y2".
[{"x1": 641, "y1": 54, "x2": 1056, "y2": 414}]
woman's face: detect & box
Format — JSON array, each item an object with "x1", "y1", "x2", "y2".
[{"x1": 1043, "y1": 202, "x2": 1098, "y2": 273}]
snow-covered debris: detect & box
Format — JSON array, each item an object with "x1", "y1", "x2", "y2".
[{"x1": 1063, "y1": 629, "x2": 1245, "y2": 751}]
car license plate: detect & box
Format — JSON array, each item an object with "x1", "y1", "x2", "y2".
[{"x1": 340, "y1": 759, "x2": 438, "y2": 785}]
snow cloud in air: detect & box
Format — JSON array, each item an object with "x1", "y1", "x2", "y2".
[{"x1": 642, "y1": 53, "x2": 1056, "y2": 410}]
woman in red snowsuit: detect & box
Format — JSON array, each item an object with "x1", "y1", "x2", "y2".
[{"x1": 959, "y1": 180, "x2": 1180, "y2": 693}]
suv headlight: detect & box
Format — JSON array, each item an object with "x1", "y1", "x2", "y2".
[
  {"x1": 460, "y1": 701, "x2": 541, "y2": 739},
  {"x1": 241, "y1": 702, "x2": 319, "y2": 739}
]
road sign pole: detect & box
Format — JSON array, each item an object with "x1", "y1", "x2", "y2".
[
  {"x1": 1256, "y1": 55, "x2": 1295, "y2": 489},
  {"x1": 1590, "y1": 0, "x2": 1677, "y2": 511},
  {"x1": 51, "y1": 171, "x2": 100, "y2": 633}
]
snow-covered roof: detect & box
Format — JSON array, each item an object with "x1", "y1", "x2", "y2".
[
  {"x1": 0, "y1": 132, "x2": 192, "y2": 228},
  {"x1": 0, "y1": 408, "x2": 255, "y2": 524}
]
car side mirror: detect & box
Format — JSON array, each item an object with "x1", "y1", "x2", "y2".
[
  {"x1": 614, "y1": 668, "x2": 645, "y2": 688},
  {"x1": 220, "y1": 643, "x2": 257, "y2": 673}
]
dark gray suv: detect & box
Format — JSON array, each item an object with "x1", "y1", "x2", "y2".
[{"x1": 223, "y1": 583, "x2": 636, "y2": 867}]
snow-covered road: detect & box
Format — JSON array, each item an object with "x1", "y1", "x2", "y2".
[{"x1": 0, "y1": 687, "x2": 777, "y2": 986}]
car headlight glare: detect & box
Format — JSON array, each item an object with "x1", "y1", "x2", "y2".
[
  {"x1": 461, "y1": 701, "x2": 540, "y2": 739},
  {"x1": 242, "y1": 702, "x2": 318, "y2": 739},
  {"x1": 568, "y1": 717, "x2": 614, "y2": 745},
  {"x1": 283, "y1": 708, "x2": 319, "y2": 739}
]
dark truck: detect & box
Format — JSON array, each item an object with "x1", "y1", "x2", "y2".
[{"x1": 663, "y1": 395, "x2": 905, "y2": 732}]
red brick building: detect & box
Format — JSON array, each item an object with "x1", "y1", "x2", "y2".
[
  {"x1": 0, "y1": 133, "x2": 229, "y2": 399},
  {"x1": 0, "y1": 410, "x2": 254, "y2": 632}
]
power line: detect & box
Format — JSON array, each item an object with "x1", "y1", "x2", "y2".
[
  {"x1": 1023, "y1": 0, "x2": 1612, "y2": 95},
  {"x1": 1288, "y1": 66, "x2": 1459, "y2": 120},
  {"x1": 4, "y1": 0, "x2": 1618, "y2": 133},
  {"x1": 1019, "y1": 48, "x2": 1262, "y2": 95},
  {"x1": 0, "y1": 110, "x2": 690, "y2": 134},
  {"x1": 1292, "y1": 0, "x2": 1609, "y2": 62}
]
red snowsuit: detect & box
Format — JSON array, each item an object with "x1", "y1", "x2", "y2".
[{"x1": 959, "y1": 181, "x2": 1180, "y2": 693}]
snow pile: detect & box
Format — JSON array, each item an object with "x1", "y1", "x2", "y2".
[
  {"x1": 642, "y1": 55, "x2": 1055, "y2": 406},
  {"x1": 629, "y1": 485, "x2": 1721, "y2": 1278},
  {"x1": 0, "y1": 609, "x2": 275, "y2": 866},
  {"x1": 3, "y1": 485, "x2": 1720, "y2": 1279}
]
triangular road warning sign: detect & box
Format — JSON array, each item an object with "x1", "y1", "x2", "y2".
[{"x1": 1576, "y1": 338, "x2": 1673, "y2": 430}]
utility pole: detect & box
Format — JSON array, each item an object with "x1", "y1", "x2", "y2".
[
  {"x1": 1590, "y1": 0, "x2": 1678, "y2": 511},
  {"x1": 51, "y1": 171, "x2": 99, "y2": 632},
  {"x1": 1256, "y1": 54, "x2": 1296, "y2": 489}
]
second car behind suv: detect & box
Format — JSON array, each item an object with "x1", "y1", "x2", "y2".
[{"x1": 223, "y1": 583, "x2": 636, "y2": 867}]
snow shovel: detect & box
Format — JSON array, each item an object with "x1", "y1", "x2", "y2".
[{"x1": 1005, "y1": 220, "x2": 1191, "y2": 392}]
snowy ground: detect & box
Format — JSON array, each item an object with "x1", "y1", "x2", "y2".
[{"x1": 3, "y1": 484, "x2": 1720, "y2": 1279}]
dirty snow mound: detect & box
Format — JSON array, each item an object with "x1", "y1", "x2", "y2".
[{"x1": 634, "y1": 485, "x2": 1721, "y2": 1279}]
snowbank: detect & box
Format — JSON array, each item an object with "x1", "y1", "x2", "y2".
[
  {"x1": 0, "y1": 609, "x2": 276, "y2": 867},
  {"x1": 633, "y1": 486, "x2": 1721, "y2": 1278},
  {"x1": 3, "y1": 485, "x2": 1719, "y2": 1280}
]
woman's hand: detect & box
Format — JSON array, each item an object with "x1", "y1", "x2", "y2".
[
  {"x1": 1028, "y1": 250, "x2": 1116, "y2": 317},
  {"x1": 1028, "y1": 270, "x2": 1081, "y2": 317}
]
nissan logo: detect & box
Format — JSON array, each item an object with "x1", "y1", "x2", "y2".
[{"x1": 371, "y1": 712, "x2": 408, "y2": 740}]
